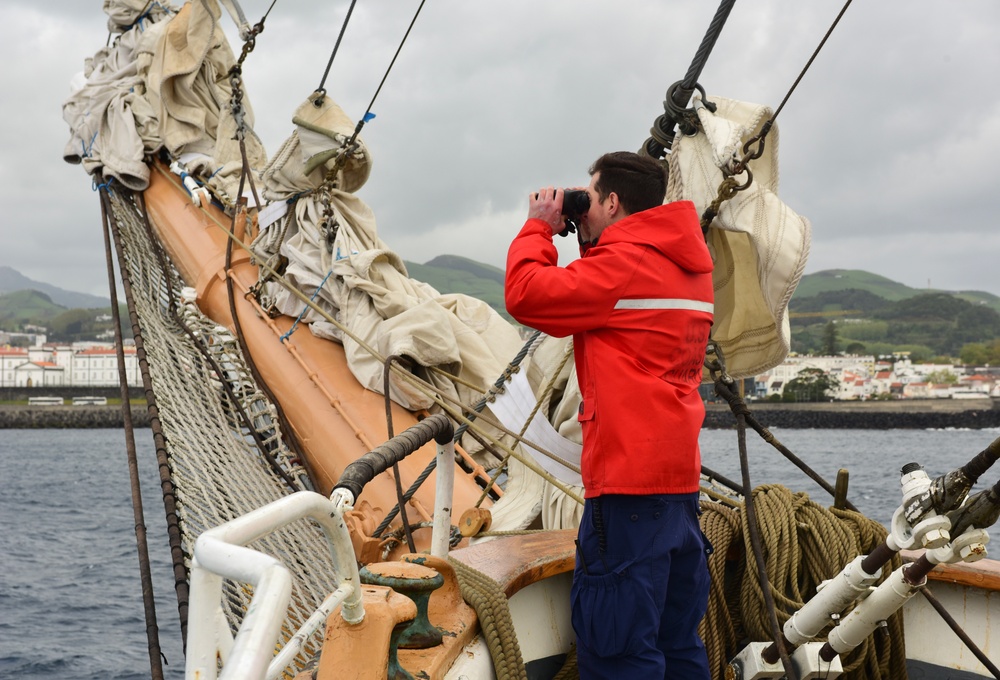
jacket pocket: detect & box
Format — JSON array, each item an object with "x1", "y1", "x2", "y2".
[
  {"x1": 571, "y1": 557, "x2": 648, "y2": 657},
  {"x1": 576, "y1": 396, "x2": 595, "y2": 422}
]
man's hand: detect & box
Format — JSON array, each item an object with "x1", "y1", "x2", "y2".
[{"x1": 528, "y1": 187, "x2": 565, "y2": 235}]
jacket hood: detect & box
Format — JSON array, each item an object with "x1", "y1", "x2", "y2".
[{"x1": 595, "y1": 201, "x2": 713, "y2": 274}]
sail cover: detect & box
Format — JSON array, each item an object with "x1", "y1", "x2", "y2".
[
  {"x1": 668, "y1": 95, "x2": 811, "y2": 379},
  {"x1": 253, "y1": 93, "x2": 524, "y2": 415}
]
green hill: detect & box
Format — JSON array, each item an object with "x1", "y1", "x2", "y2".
[
  {"x1": 0, "y1": 265, "x2": 110, "y2": 308},
  {"x1": 0, "y1": 290, "x2": 67, "y2": 324},
  {"x1": 789, "y1": 272, "x2": 1000, "y2": 359},
  {"x1": 404, "y1": 256, "x2": 510, "y2": 322},
  {"x1": 795, "y1": 269, "x2": 1000, "y2": 313},
  {"x1": 0, "y1": 289, "x2": 125, "y2": 342}
]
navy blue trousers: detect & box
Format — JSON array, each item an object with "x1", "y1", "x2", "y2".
[{"x1": 571, "y1": 493, "x2": 711, "y2": 679}]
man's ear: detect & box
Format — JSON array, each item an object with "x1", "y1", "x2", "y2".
[{"x1": 608, "y1": 192, "x2": 620, "y2": 217}]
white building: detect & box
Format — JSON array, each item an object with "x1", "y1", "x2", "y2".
[
  {"x1": 72, "y1": 346, "x2": 140, "y2": 387},
  {"x1": 0, "y1": 344, "x2": 141, "y2": 388},
  {"x1": 1, "y1": 347, "x2": 28, "y2": 387},
  {"x1": 14, "y1": 361, "x2": 66, "y2": 387}
]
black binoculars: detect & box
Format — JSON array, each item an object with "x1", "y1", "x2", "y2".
[{"x1": 534, "y1": 189, "x2": 590, "y2": 237}]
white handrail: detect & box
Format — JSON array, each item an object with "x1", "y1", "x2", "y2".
[{"x1": 186, "y1": 491, "x2": 364, "y2": 680}]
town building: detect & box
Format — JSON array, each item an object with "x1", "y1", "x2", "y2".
[{"x1": 0, "y1": 344, "x2": 140, "y2": 388}]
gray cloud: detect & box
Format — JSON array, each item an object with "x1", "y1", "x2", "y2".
[{"x1": 2, "y1": 0, "x2": 998, "y2": 297}]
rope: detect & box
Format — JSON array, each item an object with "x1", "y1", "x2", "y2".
[
  {"x1": 99, "y1": 186, "x2": 165, "y2": 679},
  {"x1": 642, "y1": 0, "x2": 737, "y2": 158},
  {"x1": 373, "y1": 330, "x2": 543, "y2": 538},
  {"x1": 105, "y1": 186, "x2": 333, "y2": 673},
  {"x1": 315, "y1": 0, "x2": 359, "y2": 98},
  {"x1": 279, "y1": 269, "x2": 334, "y2": 341},
  {"x1": 769, "y1": 0, "x2": 854, "y2": 125},
  {"x1": 473, "y1": 340, "x2": 576, "y2": 509},
  {"x1": 448, "y1": 557, "x2": 527, "y2": 680},
  {"x1": 698, "y1": 489, "x2": 908, "y2": 680},
  {"x1": 360, "y1": 0, "x2": 426, "y2": 127}
]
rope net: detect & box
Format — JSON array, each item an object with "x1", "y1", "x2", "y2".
[{"x1": 109, "y1": 189, "x2": 341, "y2": 676}]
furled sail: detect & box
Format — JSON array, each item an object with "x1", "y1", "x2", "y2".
[{"x1": 669, "y1": 95, "x2": 811, "y2": 378}]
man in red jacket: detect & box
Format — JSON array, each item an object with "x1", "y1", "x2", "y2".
[{"x1": 505, "y1": 152, "x2": 714, "y2": 678}]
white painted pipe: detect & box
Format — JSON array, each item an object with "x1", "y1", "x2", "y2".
[
  {"x1": 186, "y1": 491, "x2": 366, "y2": 680},
  {"x1": 432, "y1": 440, "x2": 456, "y2": 558},
  {"x1": 266, "y1": 584, "x2": 354, "y2": 680},
  {"x1": 826, "y1": 566, "x2": 922, "y2": 655},
  {"x1": 783, "y1": 556, "x2": 881, "y2": 646}
]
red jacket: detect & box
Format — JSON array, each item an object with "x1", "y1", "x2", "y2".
[{"x1": 505, "y1": 201, "x2": 714, "y2": 497}]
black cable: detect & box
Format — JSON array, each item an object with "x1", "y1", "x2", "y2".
[
  {"x1": 769, "y1": 0, "x2": 853, "y2": 124},
  {"x1": 316, "y1": 0, "x2": 360, "y2": 97},
  {"x1": 384, "y1": 355, "x2": 416, "y2": 554},
  {"x1": 99, "y1": 185, "x2": 165, "y2": 680},
  {"x1": 737, "y1": 413, "x2": 799, "y2": 680},
  {"x1": 361, "y1": 0, "x2": 426, "y2": 120},
  {"x1": 642, "y1": 0, "x2": 737, "y2": 158},
  {"x1": 676, "y1": 0, "x2": 738, "y2": 107}
]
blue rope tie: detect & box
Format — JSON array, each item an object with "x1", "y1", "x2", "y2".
[
  {"x1": 279, "y1": 269, "x2": 334, "y2": 342},
  {"x1": 93, "y1": 176, "x2": 115, "y2": 195},
  {"x1": 132, "y1": 2, "x2": 171, "y2": 32},
  {"x1": 81, "y1": 131, "x2": 98, "y2": 159}
]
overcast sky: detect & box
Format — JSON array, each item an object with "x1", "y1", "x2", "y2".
[{"x1": 2, "y1": 0, "x2": 998, "y2": 298}]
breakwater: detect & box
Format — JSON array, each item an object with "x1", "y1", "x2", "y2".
[
  {"x1": 0, "y1": 405, "x2": 151, "y2": 429},
  {"x1": 703, "y1": 398, "x2": 1000, "y2": 430},
  {"x1": 2, "y1": 398, "x2": 998, "y2": 429}
]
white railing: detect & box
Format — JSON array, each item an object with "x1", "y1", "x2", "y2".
[
  {"x1": 184, "y1": 433, "x2": 458, "y2": 680},
  {"x1": 186, "y1": 491, "x2": 364, "y2": 680}
]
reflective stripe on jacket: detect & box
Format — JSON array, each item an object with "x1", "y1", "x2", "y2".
[{"x1": 505, "y1": 201, "x2": 714, "y2": 497}]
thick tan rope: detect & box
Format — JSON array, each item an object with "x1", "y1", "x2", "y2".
[
  {"x1": 448, "y1": 557, "x2": 527, "y2": 680},
  {"x1": 699, "y1": 487, "x2": 908, "y2": 680}
]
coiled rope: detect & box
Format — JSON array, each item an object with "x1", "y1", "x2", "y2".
[{"x1": 699, "y1": 487, "x2": 908, "y2": 680}]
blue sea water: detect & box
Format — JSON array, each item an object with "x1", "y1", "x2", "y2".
[
  {"x1": 0, "y1": 429, "x2": 183, "y2": 680},
  {"x1": 1, "y1": 426, "x2": 999, "y2": 679}
]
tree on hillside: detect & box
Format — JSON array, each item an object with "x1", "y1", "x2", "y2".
[
  {"x1": 925, "y1": 369, "x2": 958, "y2": 385},
  {"x1": 788, "y1": 288, "x2": 889, "y2": 315},
  {"x1": 782, "y1": 367, "x2": 840, "y2": 402},
  {"x1": 821, "y1": 321, "x2": 838, "y2": 355},
  {"x1": 961, "y1": 339, "x2": 1000, "y2": 365}
]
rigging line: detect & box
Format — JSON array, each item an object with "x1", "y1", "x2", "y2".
[
  {"x1": 474, "y1": 342, "x2": 577, "y2": 508},
  {"x1": 337, "y1": 0, "x2": 428, "y2": 154},
  {"x1": 99, "y1": 186, "x2": 166, "y2": 680},
  {"x1": 363, "y1": 0, "x2": 426, "y2": 118},
  {"x1": 374, "y1": 364, "x2": 589, "y2": 537},
  {"x1": 384, "y1": 355, "x2": 417, "y2": 554},
  {"x1": 152, "y1": 163, "x2": 482, "y2": 398},
  {"x1": 918, "y1": 587, "x2": 1000, "y2": 679},
  {"x1": 129, "y1": 193, "x2": 191, "y2": 648},
  {"x1": 737, "y1": 414, "x2": 799, "y2": 680},
  {"x1": 677, "y1": 0, "x2": 737, "y2": 103},
  {"x1": 642, "y1": 0, "x2": 737, "y2": 158},
  {"x1": 316, "y1": 0, "x2": 360, "y2": 96},
  {"x1": 377, "y1": 331, "x2": 544, "y2": 536},
  {"x1": 768, "y1": 0, "x2": 854, "y2": 125}
]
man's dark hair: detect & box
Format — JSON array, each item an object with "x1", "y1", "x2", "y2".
[{"x1": 589, "y1": 152, "x2": 667, "y2": 215}]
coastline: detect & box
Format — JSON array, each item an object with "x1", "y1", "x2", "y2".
[{"x1": 2, "y1": 398, "x2": 998, "y2": 429}]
